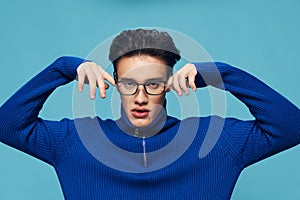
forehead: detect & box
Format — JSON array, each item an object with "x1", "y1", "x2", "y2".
[{"x1": 117, "y1": 55, "x2": 170, "y2": 81}]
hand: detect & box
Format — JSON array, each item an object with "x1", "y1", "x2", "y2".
[
  {"x1": 167, "y1": 63, "x2": 197, "y2": 96},
  {"x1": 77, "y1": 61, "x2": 115, "y2": 99}
]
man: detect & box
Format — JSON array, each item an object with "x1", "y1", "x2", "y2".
[{"x1": 0, "y1": 28, "x2": 299, "y2": 199}]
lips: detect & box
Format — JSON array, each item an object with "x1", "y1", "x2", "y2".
[{"x1": 131, "y1": 108, "x2": 150, "y2": 118}]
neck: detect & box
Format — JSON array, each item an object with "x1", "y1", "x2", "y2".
[{"x1": 116, "y1": 102, "x2": 168, "y2": 138}]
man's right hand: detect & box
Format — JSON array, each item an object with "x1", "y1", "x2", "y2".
[{"x1": 77, "y1": 61, "x2": 115, "y2": 99}]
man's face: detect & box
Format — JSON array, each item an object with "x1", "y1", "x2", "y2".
[{"x1": 116, "y1": 55, "x2": 169, "y2": 127}]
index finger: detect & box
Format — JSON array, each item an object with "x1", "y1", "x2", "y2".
[{"x1": 101, "y1": 71, "x2": 115, "y2": 86}]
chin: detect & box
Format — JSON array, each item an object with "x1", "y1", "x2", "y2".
[{"x1": 131, "y1": 119, "x2": 151, "y2": 128}]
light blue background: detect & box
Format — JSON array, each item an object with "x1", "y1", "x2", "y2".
[{"x1": 0, "y1": 0, "x2": 299, "y2": 199}]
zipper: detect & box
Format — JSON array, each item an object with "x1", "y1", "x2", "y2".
[
  {"x1": 134, "y1": 128, "x2": 147, "y2": 167},
  {"x1": 142, "y1": 136, "x2": 147, "y2": 167}
]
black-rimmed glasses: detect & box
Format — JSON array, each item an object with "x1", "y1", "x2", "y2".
[{"x1": 116, "y1": 81, "x2": 167, "y2": 95}]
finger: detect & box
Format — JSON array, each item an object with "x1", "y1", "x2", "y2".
[
  {"x1": 179, "y1": 75, "x2": 189, "y2": 95},
  {"x1": 102, "y1": 71, "x2": 116, "y2": 86},
  {"x1": 166, "y1": 76, "x2": 173, "y2": 91},
  {"x1": 188, "y1": 72, "x2": 197, "y2": 92},
  {"x1": 85, "y1": 69, "x2": 97, "y2": 100},
  {"x1": 172, "y1": 74, "x2": 182, "y2": 96},
  {"x1": 97, "y1": 83, "x2": 111, "y2": 98},
  {"x1": 77, "y1": 70, "x2": 85, "y2": 92},
  {"x1": 91, "y1": 66, "x2": 108, "y2": 98},
  {"x1": 77, "y1": 73, "x2": 85, "y2": 92},
  {"x1": 96, "y1": 77, "x2": 106, "y2": 98}
]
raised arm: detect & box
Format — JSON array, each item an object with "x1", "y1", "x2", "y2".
[
  {"x1": 0, "y1": 57, "x2": 115, "y2": 165},
  {"x1": 0, "y1": 56, "x2": 84, "y2": 164},
  {"x1": 169, "y1": 62, "x2": 300, "y2": 167}
]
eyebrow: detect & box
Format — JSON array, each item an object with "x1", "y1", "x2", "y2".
[{"x1": 119, "y1": 77, "x2": 166, "y2": 82}]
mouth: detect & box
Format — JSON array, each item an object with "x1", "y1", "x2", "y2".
[{"x1": 131, "y1": 108, "x2": 150, "y2": 118}]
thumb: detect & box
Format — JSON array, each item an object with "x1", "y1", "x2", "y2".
[{"x1": 166, "y1": 76, "x2": 173, "y2": 90}]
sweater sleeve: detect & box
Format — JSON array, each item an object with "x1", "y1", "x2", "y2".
[
  {"x1": 0, "y1": 56, "x2": 85, "y2": 165},
  {"x1": 193, "y1": 62, "x2": 300, "y2": 167}
]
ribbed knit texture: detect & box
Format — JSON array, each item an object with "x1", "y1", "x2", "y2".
[{"x1": 0, "y1": 56, "x2": 299, "y2": 200}]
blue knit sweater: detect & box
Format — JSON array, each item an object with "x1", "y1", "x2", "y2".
[{"x1": 0, "y1": 56, "x2": 299, "y2": 200}]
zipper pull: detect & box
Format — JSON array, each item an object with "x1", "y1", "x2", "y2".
[
  {"x1": 134, "y1": 128, "x2": 139, "y2": 137},
  {"x1": 142, "y1": 137, "x2": 147, "y2": 167}
]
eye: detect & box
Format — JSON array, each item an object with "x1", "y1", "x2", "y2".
[
  {"x1": 125, "y1": 82, "x2": 133, "y2": 86},
  {"x1": 146, "y1": 82, "x2": 160, "y2": 89},
  {"x1": 122, "y1": 81, "x2": 136, "y2": 89}
]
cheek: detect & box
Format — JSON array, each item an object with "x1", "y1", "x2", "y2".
[
  {"x1": 120, "y1": 96, "x2": 130, "y2": 107},
  {"x1": 149, "y1": 95, "x2": 165, "y2": 107}
]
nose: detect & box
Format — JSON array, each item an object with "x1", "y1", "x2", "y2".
[{"x1": 134, "y1": 85, "x2": 148, "y2": 105}]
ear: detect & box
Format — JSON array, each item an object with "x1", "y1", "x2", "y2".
[
  {"x1": 113, "y1": 71, "x2": 120, "y2": 92},
  {"x1": 113, "y1": 71, "x2": 118, "y2": 83}
]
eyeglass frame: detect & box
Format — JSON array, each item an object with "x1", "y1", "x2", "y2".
[
  {"x1": 116, "y1": 80, "x2": 167, "y2": 96},
  {"x1": 114, "y1": 71, "x2": 168, "y2": 96}
]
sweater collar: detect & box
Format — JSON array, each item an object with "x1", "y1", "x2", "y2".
[{"x1": 116, "y1": 100, "x2": 175, "y2": 138}]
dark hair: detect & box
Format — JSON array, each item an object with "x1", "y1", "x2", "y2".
[{"x1": 109, "y1": 29, "x2": 181, "y2": 71}]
